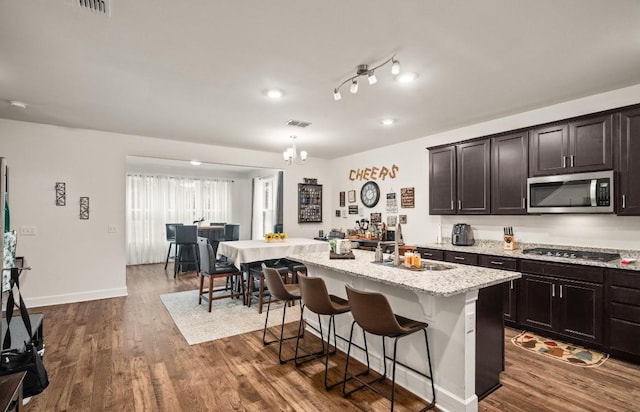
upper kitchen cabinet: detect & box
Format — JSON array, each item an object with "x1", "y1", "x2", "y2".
[
  {"x1": 491, "y1": 131, "x2": 528, "y2": 214},
  {"x1": 529, "y1": 114, "x2": 613, "y2": 176},
  {"x1": 617, "y1": 108, "x2": 640, "y2": 216},
  {"x1": 429, "y1": 145, "x2": 456, "y2": 214},
  {"x1": 457, "y1": 139, "x2": 491, "y2": 214}
]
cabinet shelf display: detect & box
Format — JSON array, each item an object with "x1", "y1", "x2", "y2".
[{"x1": 298, "y1": 183, "x2": 322, "y2": 223}]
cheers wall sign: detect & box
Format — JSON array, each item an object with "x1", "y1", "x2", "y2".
[{"x1": 349, "y1": 164, "x2": 399, "y2": 181}]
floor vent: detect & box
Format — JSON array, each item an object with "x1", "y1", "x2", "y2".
[
  {"x1": 77, "y1": 0, "x2": 111, "y2": 15},
  {"x1": 285, "y1": 120, "x2": 312, "y2": 128}
]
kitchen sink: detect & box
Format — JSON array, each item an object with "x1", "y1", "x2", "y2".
[{"x1": 373, "y1": 260, "x2": 454, "y2": 271}]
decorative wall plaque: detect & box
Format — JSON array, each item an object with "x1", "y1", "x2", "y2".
[
  {"x1": 298, "y1": 183, "x2": 322, "y2": 223},
  {"x1": 399, "y1": 214, "x2": 407, "y2": 224},
  {"x1": 370, "y1": 212, "x2": 382, "y2": 224},
  {"x1": 339, "y1": 191, "x2": 345, "y2": 207},
  {"x1": 348, "y1": 205, "x2": 359, "y2": 215},
  {"x1": 348, "y1": 190, "x2": 356, "y2": 203},
  {"x1": 55, "y1": 182, "x2": 66, "y2": 206},
  {"x1": 386, "y1": 192, "x2": 397, "y2": 213},
  {"x1": 401, "y1": 187, "x2": 415, "y2": 208},
  {"x1": 79, "y1": 197, "x2": 90, "y2": 220}
]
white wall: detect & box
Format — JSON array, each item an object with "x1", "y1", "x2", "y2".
[
  {"x1": 1, "y1": 119, "x2": 332, "y2": 307},
  {"x1": 328, "y1": 83, "x2": 640, "y2": 251}
]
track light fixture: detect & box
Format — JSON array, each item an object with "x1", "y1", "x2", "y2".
[{"x1": 332, "y1": 55, "x2": 400, "y2": 101}]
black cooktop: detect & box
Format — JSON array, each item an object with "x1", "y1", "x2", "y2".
[{"x1": 522, "y1": 247, "x2": 620, "y2": 262}]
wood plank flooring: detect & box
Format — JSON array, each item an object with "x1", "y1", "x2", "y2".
[{"x1": 23, "y1": 263, "x2": 640, "y2": 411}]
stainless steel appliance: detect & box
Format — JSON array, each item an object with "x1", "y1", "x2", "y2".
[
  {"x1": 527, "y1": 170, "x2": 614, "y2": 214},
  {"x1": 452, "y1": 223, "x2": 474, "y2": 246},
  {"x1": 522, "y1": 247, "x2": 620, "y2": 262}
]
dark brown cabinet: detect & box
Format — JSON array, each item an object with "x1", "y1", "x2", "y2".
[
  {"x1": 519, "y1": 260, "x2": 604, "y2": 345},
  {"x1": 428, "y1": 146, "x2": 456, "y2": 215},
  {"x1": 606, "y1": 268, "x2": 640, "y2": 361},
  {"x1": 502, "y1": 279, "x2": 519, "y2": 325},
  {"x1": 529, "y1": 114, "x2": 613, "y2": 176},
  {"x1": 457, "y1": 139, "x2": 491, "y2": 214},
  {"x1": 617, "y1": 108, "x2": 640, "y2": 216},
  {"x1": 491, "y1": 132, "x2": 528, "y2": 214}
]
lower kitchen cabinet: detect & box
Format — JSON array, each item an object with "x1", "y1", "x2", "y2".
[
  {"x1": 503, "y1": 279, "x2": 519, "y2": 325},
  {"x1": 606, "y1": 268, "x2": 640, "y2": 362},
  {"x1": 519, "y1": 273, "x2": 603, "y2": 345}
]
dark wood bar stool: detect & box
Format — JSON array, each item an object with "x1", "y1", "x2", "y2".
[
  {"x1": 174, "y1": 225, "x2": 199, "y2": 277},
  {"x1": 343, "y1": 285, "x2": 436, "y2": 411},
  {"x1": 295, "y1": 274, "x2": 353, "y2": 390},
  {"x1": 262, "y1": 265, "x2": 304, "y2": 364},
  {"x1": 164, "y1": 223, "x2": 182, "y2": 270},
  {"x1": 196, "y1": 238, "x2": 245, "y2": 312}
]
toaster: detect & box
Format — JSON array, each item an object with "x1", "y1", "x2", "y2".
[{"x1": 452, "y1": 223, "x2": 475, "y2": 246}]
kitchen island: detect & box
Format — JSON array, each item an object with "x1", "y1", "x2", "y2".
[{"x1": 287, "y1": 249, "x2": 520, "y2": 412}]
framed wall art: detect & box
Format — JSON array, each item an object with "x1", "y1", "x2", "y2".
[{"x1": 298, "y1": 183, "x2": 322, "y2": 223}]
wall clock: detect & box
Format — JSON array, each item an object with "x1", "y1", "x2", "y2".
[{"x1": 360, "y1": 181, "x2": 380, "y2": 208}]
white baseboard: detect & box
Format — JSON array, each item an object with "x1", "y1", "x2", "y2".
[{"x1": 24, "y1": 287, "x2": 128, "y2": 308}]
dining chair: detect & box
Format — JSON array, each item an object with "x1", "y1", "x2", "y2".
[
  {"x1": 174, "y1": 225, "x2": 199, "y2": 277},
  {"x1": 246, "y1": 259, "x2": 290, "y2": 313},
  {"x1": 164, "y1": 223, "x2": 183, "y2": 270},
  {"x1": 197, "y1": 238, "x2": 245, "y2": 312}
]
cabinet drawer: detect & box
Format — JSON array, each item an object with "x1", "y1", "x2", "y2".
[
  {"x1": 610, "y1": 318, "x2": 640, "y2": 356},
  {"x1": 444, "y1": 251, "x2": 478, "y2": 265},
  {"x1": 610, "y1": 302, "x2": 640, "y2": 323},
  {"x1": 520, "y1": 260, "x2": 603, "y2": 283},
  {"x1": 610, "y1": 285, "x2": 640, "y2": 305},
  {"x1": 478, "y1": 255, "x2": 517, "y2": 271},
  {"x1": 608, "y1": 269, "x2": 640, "y2": 289},
  {"x1": 417, "y1": 248, "x2": 444, "y2": 261}
]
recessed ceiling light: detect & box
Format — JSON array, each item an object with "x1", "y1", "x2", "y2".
[
  {"x1": 266, "y1": 89, "x2": 283, "y2": 99},
  {"x1": 381, "y1": 118, "x2": 395, "y2": 126},
  {"x1": 190, "y1": 160, "x2": 201, "y2": 166},
  {"x1": 9, "y1": 100, "x2": 27, "y2": 109},
  {"x1": 396, "y1": 72, "x2": 417, "y2": 83}
]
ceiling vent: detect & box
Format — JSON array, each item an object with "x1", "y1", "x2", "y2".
[
  {"x1": 285, "y1": 120, "x2": 312, "y2": 128},
  {"x1": 77, "y1": 0, "x2": 111, "y2": 15}
]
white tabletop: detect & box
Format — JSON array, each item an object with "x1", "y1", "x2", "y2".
[{"x1": 218, "y1": 238, "x2": 330, "y2": 268}]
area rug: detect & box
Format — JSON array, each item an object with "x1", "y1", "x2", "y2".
[
  {"x1": 160, "y1": 290, "x2": 301, "y2": 345},
  {"x1": 511, "y1": 331, "x2": 609, "y2": 367}
]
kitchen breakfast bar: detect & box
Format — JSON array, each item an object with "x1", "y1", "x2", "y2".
[{"x1": 287, "y1": 249, "x2": 520, "y2": 412}]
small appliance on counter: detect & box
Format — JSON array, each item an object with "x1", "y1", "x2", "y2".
[{"x1": 452, "y1": 223, "x2": 474, "y2": 246}]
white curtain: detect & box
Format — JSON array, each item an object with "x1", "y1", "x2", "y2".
[
  {"x1": 251, "y1": 173, "x2": 280, "y2": 239},
  {"x1": 126, "y1": 174, "x2": 233, "y2": 265}
]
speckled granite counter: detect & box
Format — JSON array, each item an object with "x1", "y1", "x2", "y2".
[
  {"x1": 416, "y1": 239, "x2": 640, "y2": 271},
  {"x1": 287, "y1": 249, "x2": 520, "y2": 297}
]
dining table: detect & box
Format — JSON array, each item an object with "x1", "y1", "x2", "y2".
[{"x1": 217, "y1": 238, "x2": 329, "y2": 269}]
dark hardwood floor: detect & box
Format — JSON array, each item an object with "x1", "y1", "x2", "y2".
[{"x1": 23, "y1": 263, "x2": 640, "y2": 411}]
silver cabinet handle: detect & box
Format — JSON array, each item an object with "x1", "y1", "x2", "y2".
[
  {"x1": 458, "y1": 199, "x2": 462, "y2": 210},
  {"x1": 451, "y1": 199, "x2": 454, "y2": 210},
  {"x1": 490, "y1": 261, "x2": 504, "y2": 265},
  {"x1": 552, "y1": 284, "x2": 556, "y2": 297},
  {"x1": 423, "y1": 253, "x2": 433, "y2": 257},
  {"x1": 510, "y1": 280, "x2": 514, "y2": 290},
  {"x1": 570, "y1": 155, "x2": 575, "y2": 167},
  {"x1": 562, "y1": 156, "x2": 567, "y2": 168},
  {"x1": 623, "y1": 194, "x2": 626, "y2": 209},
  {"x1": 454, "y1": 256, "x2": 465, "y2": 261},
  {"x1": 560, "y1": 285, "x2": 563, "y2": 298},
  {"x1": 522, "y1": 197, "x2": 525, "y2": 209}
]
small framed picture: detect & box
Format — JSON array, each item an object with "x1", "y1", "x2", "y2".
[
  {"x1": 339, "y1": 191, "x2": 346, "y2": 207},
  {"x1": 348, "y1": 190, "x2": 356, "y2": 203},
  {"x1": 335, "y1": 210, "x2": 341, "y2": 217}
]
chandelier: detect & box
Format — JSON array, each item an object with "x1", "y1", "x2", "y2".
[
  {"x1": 283, "y1": 136, "x2": 308, "y2": 165},
  {"x1": 333, "y1": 55, "x2": 400, "y2": 101}
]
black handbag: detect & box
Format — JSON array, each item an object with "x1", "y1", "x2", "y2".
[{"x1": 0, "y1": 267, "x2": 49, "y2": 397}]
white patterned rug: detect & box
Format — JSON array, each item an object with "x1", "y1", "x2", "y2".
[{"x1": 160, "y1": 290, "x2": 301, "y2": 345}]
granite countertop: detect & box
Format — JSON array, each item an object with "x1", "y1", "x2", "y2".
[
  {"x1": 415, "y1": 239, "x2": 640, "y2": 271},
  {"x1": 287, "y1": 249, "x2": 520, "y2": 298}
]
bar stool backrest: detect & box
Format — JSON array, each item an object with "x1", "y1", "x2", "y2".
[
  {"x1": 197, "y1": 237, "x2": 212, "y2": 274},
  {"x1": 345, "y1": 285, "x2": 404, "y2": 337},
  {"x1": 262, "y1": 265, "x2": 290, "y2": 301},
  {"x1": 175, "y1": 225, "x2": 197, "y2": 244},
  {"x1": 298, "y1": 276, "x2": 334, "y2": 316},
  {"x1": 166, "y1": 223, "x2": 183, "y2": 242}
]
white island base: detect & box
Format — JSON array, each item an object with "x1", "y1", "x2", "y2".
[{"x1": 288, "y1": 250, "x2": 519, "y2": 412}]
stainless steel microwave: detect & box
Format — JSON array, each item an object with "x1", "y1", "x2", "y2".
[{"x1": 527, "y1": 170, "x2": 614, "y2": 214}]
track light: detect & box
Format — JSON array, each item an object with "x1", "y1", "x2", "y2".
[
  {"x1": 350, "y1": 79, "x2": 358, "y2": 94},
  {"x1": 391, "y1": 58, "x2": 400, "y2": 75},
  {"x1": 332, "y1": 54, "x2": 401, "y2": 101},
  {"x1": 368, "y1": 71, "x2": 377, "y2": 85}
]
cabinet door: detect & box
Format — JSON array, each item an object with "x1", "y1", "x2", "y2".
[
  {"x1": 429, "y1": 146, "x2": 456, "y2": 215},
  {"x1": 457, "y1": 139, "x2": 490, "y2": 214},
  {"x1": 529, "y1": 124, "x2": 569, "y2": 176},
  {"x1": 520, "y1": 274, "x2": 556, "y2": 332},
  {"x1": 491, "y1": 132, "x2": 528, "y2": 214},
  {"x1": 617, "y1": 108, "x2": 640, "y2": 215},
  {"x1": 568, "y1": 114, "x2": 613, "y2": 173},
  {"x1": 503, "y1": 279, "x2": 519, "y2": 324},
  {"x1": 557, "y1": 279, "x2": 603, "y2": 344}
]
